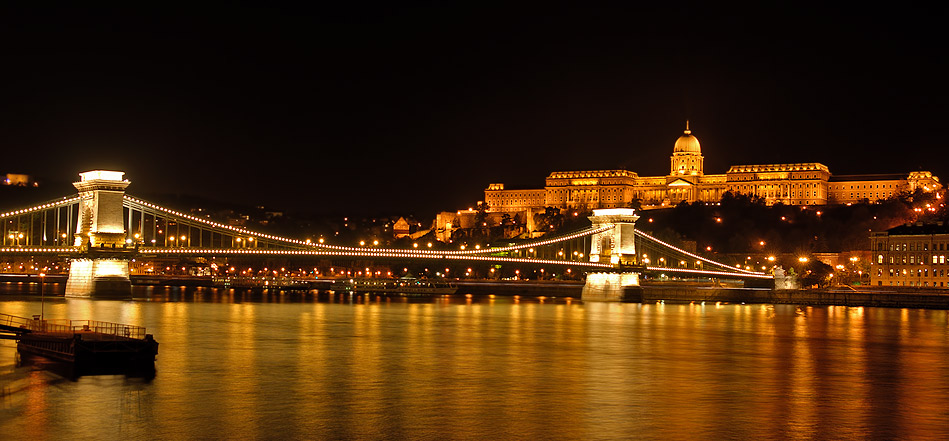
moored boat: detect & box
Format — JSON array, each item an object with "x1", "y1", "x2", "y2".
[{"x1": 330, "y1": 277, "x2": 457, "y2": 295}]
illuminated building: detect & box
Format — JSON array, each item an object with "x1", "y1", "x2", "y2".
[
  {"x1": 870, "y1": 222, "x2": 949, "y2": 288},
  {"x1": 3, "y1": 173, "x2": 37, "y2": 186},
  {"x1": 484, "y1": 122, "x2": 941, "y2": 213}
]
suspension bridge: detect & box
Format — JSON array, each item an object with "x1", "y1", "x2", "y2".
[{"x1": 0, "y1": 170, "x2": 771, "y2": 300}]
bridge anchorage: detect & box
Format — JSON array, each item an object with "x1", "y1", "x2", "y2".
[{"x1": 1, "y1": 170, "x2": 772, "y2": 301}]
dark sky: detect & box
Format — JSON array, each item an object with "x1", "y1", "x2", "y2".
[{"x1": 1, "y1": 3, "x2": 945, "y2": 216}]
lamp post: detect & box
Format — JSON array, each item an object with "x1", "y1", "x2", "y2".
[{"x1": 39, "y1": 272, "x2": 45, "y2": 321}]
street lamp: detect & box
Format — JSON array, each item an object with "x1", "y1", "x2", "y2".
[{"x1": 39, "y1": 272, "x2": 45, "y2": 320}]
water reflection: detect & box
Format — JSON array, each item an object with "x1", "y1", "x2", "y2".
[{"x1": 1, "y1": 286, "x2": 949, "y2": 439}]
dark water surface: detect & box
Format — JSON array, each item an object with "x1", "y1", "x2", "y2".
[{"x1": 2, "y1": 284, "x2": 949, "y2": 440}]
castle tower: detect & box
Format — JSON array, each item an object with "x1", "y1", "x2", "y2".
[{"x1": 669, "y1": 121, "x2": 704, "y2": 176}]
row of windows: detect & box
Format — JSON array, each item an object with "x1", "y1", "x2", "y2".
[
  {"x1": 879, "y1": 254, "x2": 949, "y2": 264},
  {"x1": 882, "y1": 281, "x2": 946, "y2": 287},
  {"x1": 730, "y1": 174, "x2": 824, "y2": 180},
  {"x1": 830, "y1": 183, "x2": 897, "y2": 190},
  {"x1": 879, "y1": 242, "x2": 949, "y2": 251},
  {"x1": 881, "y1": 268, "x2": 948, "y2": 278}
]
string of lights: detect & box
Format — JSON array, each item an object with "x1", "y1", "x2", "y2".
[
  {"x1": 645, "y1": 266, "x2": 773, "y2": 279},
  {"x1": 634, "y1": 230, "x2": 765, "y2": 275},
  {"x1": 0, "y1": 196, "x2": 81, "y2": 220}
]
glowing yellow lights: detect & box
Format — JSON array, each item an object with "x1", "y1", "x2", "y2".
[{"x1": 799, "y1": 257, "x2": 809, "y2": 263}]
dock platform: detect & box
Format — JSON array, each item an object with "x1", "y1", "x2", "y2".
[{"x1": 0, "y1": 313, "x2": 158, "y2": 377}]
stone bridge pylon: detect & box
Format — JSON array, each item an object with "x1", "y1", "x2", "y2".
[
  {"x1": 65, "y1": 170, "x2": 134, "y2": 299},
  {"x1": 581, "y1": 208, "x2": 644, "y2": 301}
]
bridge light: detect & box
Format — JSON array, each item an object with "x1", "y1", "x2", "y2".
[
  {"x1": 359, "y1": 241, "x2": 365, "y2": 246},
  {"x1": 413, "y1": 243, "x2": 418, "y2": 248},
  {"x1": 319, "y1": 238, "x2": 324, "y2": 244},
  {"x1": 373, "y1": 240, "x2": 379, "y2": 246},
  {"x1": 427, "y1": 242, "x2": 433, "y2": 248}
]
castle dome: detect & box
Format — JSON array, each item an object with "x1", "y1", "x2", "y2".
[{"x1": 673, "y1": 121, "x2": 701, "y2": 154}]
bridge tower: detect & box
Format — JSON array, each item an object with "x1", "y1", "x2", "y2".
[
  {"x1": 582, "y1": 208, "x2": 643, "y2": 301},
  {"x1": 65, "y1": 170, "x2": 133, "y2": 299}
]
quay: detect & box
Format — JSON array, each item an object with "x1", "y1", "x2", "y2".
[
  {"x1": 636, "y1": 284, "x2": 949, "y2": 309},
  {"x1": 0, "y1": 313, "x2": 158, "y2": 377}
]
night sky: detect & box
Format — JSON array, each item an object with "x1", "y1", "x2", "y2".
[{"x1": 1, "y1": 4, "x2": 945, "y2": 216}]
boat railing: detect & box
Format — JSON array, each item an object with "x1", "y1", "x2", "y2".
[{"x1": 0, "y1": 313, "x2": 146, "y2": 339}]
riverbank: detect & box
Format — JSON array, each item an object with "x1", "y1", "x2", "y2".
[
  {"x1": 4, "y1": 274, "x2": 949, "y2": 309},
  {"x1": 639, "y1": 286, "x2": 949, "y2": 309}
]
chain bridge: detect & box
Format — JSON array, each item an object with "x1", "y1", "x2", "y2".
[{"x1": 1, "y1": 170, "x2": 771, "y2": 300}]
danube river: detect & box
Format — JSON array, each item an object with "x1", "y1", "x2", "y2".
[{"x1": 2, "y1": 284, "x2": 949, "y2": 440}]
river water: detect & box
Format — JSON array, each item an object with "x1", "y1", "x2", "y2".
[{"x1": 2, "y1": 284, "x2": 949, "y2": 440}]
